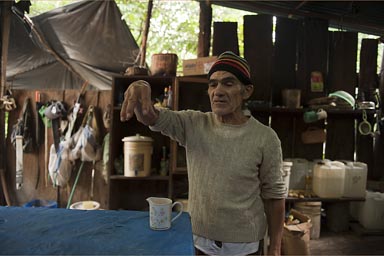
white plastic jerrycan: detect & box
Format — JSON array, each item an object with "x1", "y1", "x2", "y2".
[{"x1": 146, "y1": 197, "x2": 183, "y2": 230}]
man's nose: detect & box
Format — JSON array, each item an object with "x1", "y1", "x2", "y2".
[{"x1": 214, "y1": 83, "x2": 225, "y2": 95}]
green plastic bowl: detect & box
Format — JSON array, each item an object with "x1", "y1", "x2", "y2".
[{"x1": 329, "y1": 91, "x2": 355, "y2": 108}]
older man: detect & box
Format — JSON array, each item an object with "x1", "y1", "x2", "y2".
[{"x1": 120, "y1": 51, "x2": 286, "y2": 256}]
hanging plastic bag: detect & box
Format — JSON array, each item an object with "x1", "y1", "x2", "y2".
[
  {"x1": 48, "y1": 141, "x2": 75, "y2": 187},
  {"x1": 70, "y1": 105, "x2": 102, "y2": 162}
]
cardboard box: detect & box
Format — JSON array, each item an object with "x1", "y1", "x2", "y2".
[{"x1": 182, "y1": 56, "x2": 217, "y2": 76}]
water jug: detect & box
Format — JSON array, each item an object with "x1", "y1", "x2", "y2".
[{"x1": 313, "y1": 161, "x2": 345, "y2": 198}]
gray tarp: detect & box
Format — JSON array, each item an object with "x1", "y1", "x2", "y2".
[{"x1": 6, "y1": 0, "x2": 140, "y2": 90}]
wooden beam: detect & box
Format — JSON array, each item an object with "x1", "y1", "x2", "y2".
[
  {"x1": 0, "y1": 0, "x2": 12, "y2": 206},
  {"x1": 140, "y1": 0, "x2": 153, "y2": 67},
  {"x1": 198, "y1": 1, "x2": 212, "y2": 57},
  {"x1": 1, "y1": 1, "x2": 12, "y2": 98}
]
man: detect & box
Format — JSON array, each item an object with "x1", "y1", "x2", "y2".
[{"x1": 120, "y1": 51, "x2": 286, "y2": 256}]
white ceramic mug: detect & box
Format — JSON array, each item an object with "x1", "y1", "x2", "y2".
[
  {"x1": 316, "y1": 108, "x2": 327, "y2": 120},
  {"x1": 147, "y1": 197, "x2": 183, "y2": 230}
]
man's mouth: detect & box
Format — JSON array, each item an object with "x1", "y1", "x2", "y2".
[{"x1": 213, "y1": 99, "x2": 226, "y2": 104}]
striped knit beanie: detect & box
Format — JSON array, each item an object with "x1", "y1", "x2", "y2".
[{"x1": 208, "y1": 51, "x2": 252, "y2": 85}]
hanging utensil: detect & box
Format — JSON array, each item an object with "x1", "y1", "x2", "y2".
[{"x1": 358, "y1": 110, "x2": 373, "y2": 136}]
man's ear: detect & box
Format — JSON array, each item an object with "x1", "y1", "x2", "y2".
[{"x1": 243, "y1": 84, "x2": 254, "y2": 100}]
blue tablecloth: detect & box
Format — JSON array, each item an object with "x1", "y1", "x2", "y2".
[{"x1": 0, "y1": 206, "x2": 194, "y2": 255}]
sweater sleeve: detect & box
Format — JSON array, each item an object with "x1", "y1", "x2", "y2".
[
  {"x1": 149, "y1": 108, "x2": 195, "y2": 146},
  {"x1": 259, "y1": 130, "x2": 287, "y2": 199}
]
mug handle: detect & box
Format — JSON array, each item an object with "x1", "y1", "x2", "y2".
[{"x1": 171, "y1": 201, "x2": 183, "y2": 222}]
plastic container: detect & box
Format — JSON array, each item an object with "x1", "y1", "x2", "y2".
[
  {"x1": 358, "y1": 191, "x2": 384, "y2": 230},
  {"x1": 122, "y1": 134, "x2": 153, "y2": 177},
  {"x1": 282, "y1": 161, "x2": 293, "y2": 197},
  {"x1": 312, "y1": 161, "x2": 345, "y2": 198},
  {"x1": 340, "y1": 161, "x2": 367, "y2": 198},
  {"x1": 23, "y1": 199, "x2": 58, "y2": 208},
  {"x1": 285, "y1": 158, "x2": 309, "y2": 190},
  {"x1": 282, "y1": 89, "x2": 301, "y2": 108},
  {"x1": 294, "y1": 201, "x2": 322, "y2": 239}
]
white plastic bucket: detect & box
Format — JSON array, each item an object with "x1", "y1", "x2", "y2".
[
  {"x1": 282, "y1": 161, "x2": 293, "y2": 197},
  {"x1": 122, "y1": 134, "x2": 153, "y2": 177},
  {"x1": 294, "y1": 201, "x2": 322, "y2": 239},
  {"x1": 285, "y1": 158, "x2": 309, "y2": 190}
]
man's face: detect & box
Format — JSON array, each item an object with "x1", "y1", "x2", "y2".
[{"x1": 208, "y1": 71, "x2": 253, "y2": 122}]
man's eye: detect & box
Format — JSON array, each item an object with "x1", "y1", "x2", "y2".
[
  {"x1": 208, "y1": 81, "x2": 218, "y2": 87},
  {"x1": 222, "y1": 80, "x2": 235, "y2": 86}
]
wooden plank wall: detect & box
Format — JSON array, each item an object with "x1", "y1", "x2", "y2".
[
  {"x1": 325, "y1": 32, "x2": 358, "y2": 161},
  {"x1": 238, "y1": 14, "x2": 382, "y2": 179},
  {"x1": 296, "y1": 18, "x2": 329, "y2": 102},
  {"x1": 5, "y1": 89, "x2": 111, "y2": 208},
  {"x1": 357, "y1": 39, "x2": 378, "y2": 179},
  {"x1": 270, "y1": 17, "x2": 299, "y2": 158},
  {"x1": 212, "y1": 22, "x2": 239, "y2": 56},
  {"x1": 244, "y1": 15, "x2": 273, "y2": 103}
]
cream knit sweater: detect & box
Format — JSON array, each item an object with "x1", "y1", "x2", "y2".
[{"x1": 150, "y1": 109, "x2": 286, "y2": 243}]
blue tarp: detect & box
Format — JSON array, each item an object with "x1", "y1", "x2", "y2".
[{"x1": 0, "y1": 206, "x2": 194, "y2": 255}]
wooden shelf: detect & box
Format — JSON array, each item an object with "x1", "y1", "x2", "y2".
[
  {"x1": 173, "y1": 168, "x2": 188, "y2": 175},
  {"x1": 110, "y1": 175, "x2": 170, "y2": 181},
  {"x1": 250, "y1": 106, "x2": 377, "y2": 117}
]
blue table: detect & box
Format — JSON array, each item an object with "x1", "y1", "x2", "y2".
[{"x1": 0, "y1": 206, "x2": 194, "y2": 255}]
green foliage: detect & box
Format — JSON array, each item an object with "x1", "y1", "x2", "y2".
[
  {"x1": 28, "y1": 0, "x2": 253, "y2": 71},
  {"x1": 29, "y1": 0, "x2": 75, "y2": 16}
]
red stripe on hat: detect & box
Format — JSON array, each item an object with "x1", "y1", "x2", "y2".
[{"x1": 214, "y1": 60, "x2": 250, "y2": 78}]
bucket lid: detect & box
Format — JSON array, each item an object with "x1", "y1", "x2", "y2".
[
  {"x1": 70, "y1": 201, "x2": 100, "y2": 210},
  {"x1": 122, "y1": 134, "x2": 153, "y2": 142},
  {"x1": 283, "y1": 161, "x2": 293, "y2": 167}
]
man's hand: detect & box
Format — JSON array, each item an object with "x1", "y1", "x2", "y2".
[{"x1": 120, "y1": 80, "x2": 159, "y2": 126}]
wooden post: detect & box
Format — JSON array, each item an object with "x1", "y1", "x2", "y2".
[
  {"x1": 0, "y1": 1, "x2": 12, "y2": 206},
  {"x1": 1, "y1": 1, "x2": 12, "y2": 98},
  {"x1": 325, "y1": 31, "x2": 358, "y2": 161},
  {"x1": 140, "y1": 0, "x2": 153, "y2": 67},
  {"x1": 198, "y1": 0, "x2": 212, "y2": 57}
]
